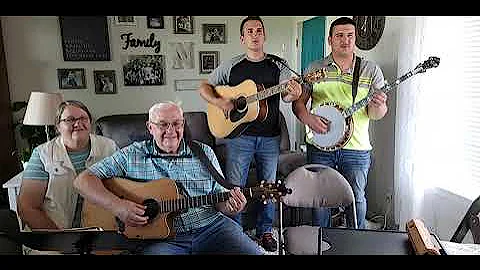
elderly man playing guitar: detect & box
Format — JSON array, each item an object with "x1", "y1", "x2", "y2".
[{"x1": 74, "y1": 102, "x2": 266, "y2": 254}]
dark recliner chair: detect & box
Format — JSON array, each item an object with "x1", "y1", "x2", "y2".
[{"x1": 94, "y1": 111, "x2": 306, "y2": 230}]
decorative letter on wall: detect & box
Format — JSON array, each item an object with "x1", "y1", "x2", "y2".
[{"x1": 168, "y1": 42, "x2": 194, "y2": 69}]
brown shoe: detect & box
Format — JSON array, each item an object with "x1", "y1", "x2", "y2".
[{"x1": 259, "y1": 232, "x2": 277, "y2": 252}]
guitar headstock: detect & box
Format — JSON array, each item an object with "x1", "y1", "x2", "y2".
[
  {"x1": 303, "y1": 68, "x2": 327, "y2": 83},
  {"x1": 415, "y1": 56, "x2": 440, "y2": 74},
  {"x1": 251, "y1": 180, "x2": 292, "y2": 204}
]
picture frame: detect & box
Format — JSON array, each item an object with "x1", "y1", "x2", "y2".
[
  {"x1": 173, "y1": 16, "x2": 194, "y2": 34},
  {"x1": 122, "y1": 55, "x2": 166, "y2": 86},
  {"x1": 147, "y1": 16, "x2": 164, "y2": 29},
  {"x1": 94, "y1": 70, "x2": 117, "y2": 94},
  {"x1": 59, "y1": 16, "x2": 111, "y2": 61},
  {"x1": 57, "y1": 68, "x2": 86, "y2": 89},
  {"x1": 114, "y1": 16, "x2": 137, "y2": 26},
  {"x1": 168, "y1": 42, "x2": 194, "y2": 70},
  {"x1": 174, "y1": 79, "x2": 203, "y2": 91},
  {"x1": 199, "y1": 51, "x2": 219, "y2": 74},
  {"x1": 202, "y1": 24, "x2": 226, "y2": 44}
]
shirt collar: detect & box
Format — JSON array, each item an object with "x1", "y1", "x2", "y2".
[
  {"x1": 325, "y1": 53, "x2": 358, "y2": 74},
  {"x1": 149, "y1": 138, "x2": 191, "y2": 158}
]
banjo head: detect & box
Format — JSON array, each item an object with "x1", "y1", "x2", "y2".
[{"x1": 310, "y1": 104, "x2": 348, "y2": 151}]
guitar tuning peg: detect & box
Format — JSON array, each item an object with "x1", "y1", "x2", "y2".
[{"x1": 263, "y1": 200, "x2": 268, "y2": 205}]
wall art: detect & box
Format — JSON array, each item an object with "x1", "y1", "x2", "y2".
[
  {"x1": 57, "y1": 68, "x2": 86, "y2": 89},
  {"x1": 122, "y1": 55, "x2": 166, "y2": 86},
  {"x1": 94, "y1": 70, "x2": 117, "y2": 94},
  {"x1": 59, "y1": 16, "x2": 110, "y2": 61}
]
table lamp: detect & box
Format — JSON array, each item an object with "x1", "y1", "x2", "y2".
[{"x1": 22, "y1": 92, "x2": 64, "y2": 142}]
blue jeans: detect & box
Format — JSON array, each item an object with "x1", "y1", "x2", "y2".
[
  {"x1": 307, "y1": 144, "x2": 371, "y2": 229},
  {"x1": 139, "y1": 216, "x2": 264, "y2": 254},
  {"x1": 225, "y1": 135, "x2": 280, "y2": 237}
]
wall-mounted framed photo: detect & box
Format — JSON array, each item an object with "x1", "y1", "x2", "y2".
[
  {"x1": 94, "y1": 70, "x2": 117, "y2": 94},
  {"x1": 199, "y1": 51, "x2": 219, "y2": 74},
  {"x1": 57, "y1": 68, "x2": 86, "y2": 89},
  {"x1": 147, "y1": 16, "x2": 164, "y2": 29},
  {"x1": 122, "y1": 55, "x2": 166, "y2": 86},
  {"x1": 202, "y1": 24, "x2": 226, "y2": 44},
  {"x1": 114, "y1": 16, "x2": 137, "y2": 26},
  {"x1": 173, "y1": 16, "x2": 194, "y2": 34}
]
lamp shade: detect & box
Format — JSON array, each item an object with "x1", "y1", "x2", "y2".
[{"x1": 23, "y1": 92, "x2": 64, "y2": 126}]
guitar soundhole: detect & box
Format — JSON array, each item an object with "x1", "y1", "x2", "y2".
[
  {"x1": 234, "y1": 97, "x2": 247, "y2": 113},
  {"x1": 142, "y1": 198, "x2": 159, "y2": 222},
  {"x1": 229, "y1": 96, "x2": 248, "y2": 123}
]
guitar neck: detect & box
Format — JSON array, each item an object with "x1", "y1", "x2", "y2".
[
  {"x1": 158, "y1": 187, "x2": 254, "y2": 213},
  {"x1": 245, "y1": 82, "x2": 288, "y2": 104},
  {"x1": 343, "y1": 68, "x2": 420, "y2": 118}
]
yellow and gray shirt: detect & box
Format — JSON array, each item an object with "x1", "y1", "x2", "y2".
[{"x1": 304, "y1": 54, "x2": 385, "y2": 150}]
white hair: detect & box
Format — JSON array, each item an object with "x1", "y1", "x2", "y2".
[{"x1": 148, "y1": 101, "x2": 183, "y2": 122}]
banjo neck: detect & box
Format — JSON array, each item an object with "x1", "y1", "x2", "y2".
[{"x1": 343, "y1": 67, "x2": 423, "y2": 118}]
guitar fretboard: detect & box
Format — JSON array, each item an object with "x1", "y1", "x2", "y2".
[
  {"x1": 245, "y1": 83, "x2": 288, "y2": 104},
  {"x1": 157, "y1": 187, "x2": 254, "y2": 213},
  {"x1": 343, "y1": 68, "x2": 420, "y2": 118}
]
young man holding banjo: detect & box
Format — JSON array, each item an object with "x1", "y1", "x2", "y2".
[{"x1": 293, "y1": 17, "x2": 388, "y2": 229}]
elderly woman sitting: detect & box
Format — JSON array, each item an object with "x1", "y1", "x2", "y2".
[{"x1": 17, "y1": 100, "x2": 118, "y2": 230}]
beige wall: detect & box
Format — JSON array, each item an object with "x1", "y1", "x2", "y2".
[{"x1": 3, "y1": 16, "x2": 296, "y2": 119}]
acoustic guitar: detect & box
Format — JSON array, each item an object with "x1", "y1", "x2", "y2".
[
  {"x1": 81, "y1": 177, "x2": 291, "y2": 240},
  {"x1": 207, "y1": 70, "x2": 326, "y2": 139},
  {"x1": 310, "y1": 56, "x2": 440, "y2": 151}
]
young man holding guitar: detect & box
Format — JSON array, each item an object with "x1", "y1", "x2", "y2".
[
  {"x1": 198, "y1": 16, "x2": 302, "y2": 252},
  {"x1": 293, "y1": 17, "x2": 388, "y2": 229},
  {"x1": 74, "y1": 102, "x2": 265, "y2": 254}
]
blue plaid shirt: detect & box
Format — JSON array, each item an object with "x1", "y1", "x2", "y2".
[{"x1": 87, "y1": 139, "x2": 228, "y2": 233}]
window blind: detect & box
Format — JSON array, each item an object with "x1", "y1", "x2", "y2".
[{"x1": 420, "y1": 16, "x2": 480, "y2": 200}]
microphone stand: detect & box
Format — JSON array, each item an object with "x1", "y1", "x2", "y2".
[
  {"x1": 266, "y1": 55, "x2": 305, "y2": 84},
  {"x1": 278, "y1": 198, "x2": 285, "y2": 255}
]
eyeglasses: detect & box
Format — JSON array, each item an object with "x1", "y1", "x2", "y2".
[
  {"x1": 150, "y1": 119, "x2": 184, "y2": 131},
  {"x1": 60, "y1": 116, "x2": 90, "y2": 125}
]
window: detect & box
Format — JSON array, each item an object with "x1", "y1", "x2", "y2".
[{"x1": 419, "y1": 16, "x2": 480, "y2": 200}]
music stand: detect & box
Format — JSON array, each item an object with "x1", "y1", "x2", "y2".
[{"x1": 18, "y1": 229, "x2": 131, "y2": 255}]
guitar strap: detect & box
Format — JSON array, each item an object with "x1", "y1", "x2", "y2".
[
  {"x1": 188, "y1": 140, "x2": 235, "y2": 190},
  {"x1": 351, "y1": 56, "x2": 362, "y2": 104}
]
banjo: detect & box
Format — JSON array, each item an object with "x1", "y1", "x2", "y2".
[{"x1": 310, "y1": 56, "x2": 440, "y2": 152}]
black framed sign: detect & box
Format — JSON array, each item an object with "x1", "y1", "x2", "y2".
[{"x1": 59, "y1": 16, "x2": 111, "y2": 61}]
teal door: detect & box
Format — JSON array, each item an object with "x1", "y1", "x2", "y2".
[{"x1": 301, "y1": 16, "x2": 326, "y2": 73}]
